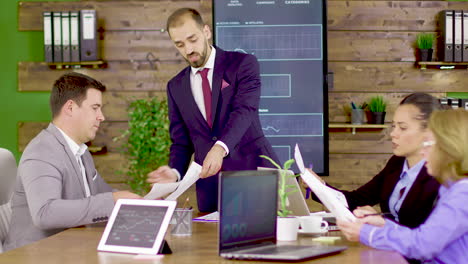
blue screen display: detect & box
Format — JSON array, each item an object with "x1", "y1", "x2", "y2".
[{"x1": 213, "y1": 0, "x2": 328, "y2": 175}]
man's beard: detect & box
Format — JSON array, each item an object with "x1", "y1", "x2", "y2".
[{"x1": 186, "y1": 43, "x2": 208, "y2": 68}]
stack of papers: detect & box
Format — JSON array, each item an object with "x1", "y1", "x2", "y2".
[
  {"x1": 144, "y1": 162, "x2": 202, "y2": 200},
  {"x1": 193, "y1": 211, "x2": 219, "y2": 222}
]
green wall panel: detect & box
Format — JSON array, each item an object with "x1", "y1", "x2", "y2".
[{"x1": 0, "y1": 0, "x2": 76, "y2": 161}]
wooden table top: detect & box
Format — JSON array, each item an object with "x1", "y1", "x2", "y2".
[{"x1": 0, "y1": 223, "x2": 408, "y2": 264}]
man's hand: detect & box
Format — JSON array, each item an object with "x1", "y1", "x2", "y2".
[
  {"x1": 147, "y1": 166, "x2": 178, "y2": 184},
  {"x1": 199, "y1": 144, "x2": 226, "y2": 178},
  {"x1": 112, "y1": 191, "x2": 142, "y2": 202}
]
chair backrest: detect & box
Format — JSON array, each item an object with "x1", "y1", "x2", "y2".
[
  {"x1": 0, "y1": 148, "x2": 16, "y2": 205},
  {"x1": 0, "y1": 148, "x2": 17, "y2": 253}
]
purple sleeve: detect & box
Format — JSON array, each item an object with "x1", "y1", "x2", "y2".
[{"x1": 359, "y1": 182, "x2": 468, "y2": 261}]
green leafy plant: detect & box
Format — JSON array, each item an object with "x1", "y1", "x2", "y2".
[
  {"x1": 114, "y1": 97, "x2": 171, "y2": 195},
  {"x1": 367, "y1": 95, "x2": 387, "y2": 112},
  {"x1": 260, "y1": 155, "x2": 299, "y2": 217},
  {"x1": 416, "y1": 33, "x2": 434, "y2": 50}
]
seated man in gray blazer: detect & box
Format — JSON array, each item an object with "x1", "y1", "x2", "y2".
[{"x1": 4, "y1": 73, "x2": 141, "y2": 251}]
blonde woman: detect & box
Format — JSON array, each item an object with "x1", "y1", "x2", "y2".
[{"x1": 338, "y1": 109, "x2": 468, "y2": 263}]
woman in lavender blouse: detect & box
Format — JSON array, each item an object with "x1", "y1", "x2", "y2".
[{"x1": 338, "y1": 109, "x2": 468, "y2": 264}]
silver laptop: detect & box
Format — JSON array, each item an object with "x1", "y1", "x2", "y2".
[
  {"x1": 258, "y1": 167, "x2": 310, "y2": 216},
  {"x1": 218, "y1": 170, "x2": 347, "y2": 261}
]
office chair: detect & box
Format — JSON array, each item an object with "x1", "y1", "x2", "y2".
[{"x1": 0, "y1": 148, "x2": 17, "y2": 253}]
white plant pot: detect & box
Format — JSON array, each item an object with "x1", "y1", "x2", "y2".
[{"x1": 276, "y1": 217, "x2": 299, "y2": 241}]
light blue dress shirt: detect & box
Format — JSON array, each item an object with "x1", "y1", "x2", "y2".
[
  {"x1": 360, "y1": 179, "x2": 468, "y2": 263},
  {"x1": 388, "y1": 159, "x2": 425, "y2": 221}
]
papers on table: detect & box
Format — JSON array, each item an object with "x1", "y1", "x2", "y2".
[
  {"x1": 192, "y1": 211, "x2": 219, "y2": 222},
  {"x1": 144, "y1": 162, "x2": 202, "y2": 200},
  {"x1": 294, "y1": 144, "x2": 356, "y2": 222}
]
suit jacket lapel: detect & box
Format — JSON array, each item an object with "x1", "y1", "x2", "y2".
[
  {"x1": 211, "y1": 49, "x2": 226, "y2": 126},
  {"x1": 399, "y1": 165, "x2": 428, "y2": 214},
  {"x1": 381, "y1": 163, "x2": 403, "y2": 212},
  {"x1": 47, "y1": 123, "x2": 88, "y2": 197},
  {"x1": 81, "y1": 154, "x2": 97, "y2": 195}
]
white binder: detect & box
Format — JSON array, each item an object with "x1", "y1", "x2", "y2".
[
  {"x1": 43, "y1": 12, "x2": 53, "y2": 62},
  {"x1": 80, "y1": 10, "x2": 98, "y2": 61},
  {"x1": 52, "y1": 12, "x2": 62, "y2": 62},
  {"x1": 454, "y1": 10, "x2": 463, "y2": 62},
  {"x1": 61, "y1": 11, "x2": 71, "y2": 62},
  {"x1": 70, "y1": 11, "x2": 80, "y2": 62},
  {"x1": 463, "y1": 11, "x2": 468, "y2": 62},
  {"x1": 440, "y1": 10, "x2": 454, "y2": 62}
]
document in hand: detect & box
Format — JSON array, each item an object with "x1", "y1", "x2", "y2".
[
  {"x1": 144, "y1": 162, "x2": 202, "y2": 200},
  {"x1": 294, "y1": 144, "x2": 356, "y2": 222}
]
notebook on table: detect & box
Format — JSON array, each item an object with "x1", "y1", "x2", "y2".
[{"x1": 218, "y1": 170, "x2": 347, "y2": 261}]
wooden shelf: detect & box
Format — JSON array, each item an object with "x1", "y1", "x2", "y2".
[
  {"x1": 47, "y1": 60, "x2": 107, "y2": 70},
  {"x1": 329, "y1": 123, "x2": 388, "y2": 135},
  {"x1": 417, "y1": 61, "x2": 468, "y2": 70}
]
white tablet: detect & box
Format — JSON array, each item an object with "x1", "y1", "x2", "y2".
[{"x1": 97, "y1": 199, "x2": 176, "y2": 255}]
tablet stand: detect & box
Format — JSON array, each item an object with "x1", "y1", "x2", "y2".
[{"x1": 158, "y1": 239, "x2": 172, "y2": 254}]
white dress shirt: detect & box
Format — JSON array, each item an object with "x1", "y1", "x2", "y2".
[
  {"x1": 189, "y1": 46, "x2": 229, "y2": 156},
  {"x1": 55, "y1": 125, "x2": 91, "y2": 197}
]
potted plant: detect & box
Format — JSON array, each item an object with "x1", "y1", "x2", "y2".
[
  {"x1": 114, "y1": 97, "x2": 171, "y2": 195},
  {"x1": 260, "y1": 155, "x2": 300, "y2": 241},
  {"x1": 366, "y1": 95, "x2": 387, "y2": 124},
  {"x1": 416, "y1": 33, "x2": 434, "y2": 62}
]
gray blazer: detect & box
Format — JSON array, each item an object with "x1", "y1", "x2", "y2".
[{"x1": 4, "y1": 124, "x2": 115, "y2": 251}]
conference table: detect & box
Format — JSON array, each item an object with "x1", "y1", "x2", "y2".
[{"x1": 0, "y1": 222, "x2": 408, "y2": 264}]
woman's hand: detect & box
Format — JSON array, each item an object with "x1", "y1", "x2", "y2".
[{"x1": 337, "y1": 220, "x2": 363, "y2": 242}]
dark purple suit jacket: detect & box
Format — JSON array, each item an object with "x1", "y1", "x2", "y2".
[
  {"x1": 340, "y1": 155, "x2": 440, "y2": 228},
  {"x1": 166, "y1": 47, "x2": 278, "y2": 212}
]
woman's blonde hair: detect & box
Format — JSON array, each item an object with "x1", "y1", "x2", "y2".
[{"x1": 429, "y1": 109, "x2": 468, "y2": 184}]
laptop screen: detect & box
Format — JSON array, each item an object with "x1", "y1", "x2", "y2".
[{"x1": 219, "y1": 170, "x2": 278, "y2": 252}]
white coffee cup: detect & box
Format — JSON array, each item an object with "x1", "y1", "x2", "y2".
[{"x1": 298, "y1": 215, "x2": 328, "y2": 233}]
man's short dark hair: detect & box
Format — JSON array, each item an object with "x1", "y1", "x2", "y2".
[
  {"x1": 50, "y1": 72, "x2": 106, "y2": 118},
  {"x1": 166, "y1": 8, "x2": 204, "y2": 33}
]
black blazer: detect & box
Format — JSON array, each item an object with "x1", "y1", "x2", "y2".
[{"x1": 322, "y1": 156, "x2": 440, "y2": 228}]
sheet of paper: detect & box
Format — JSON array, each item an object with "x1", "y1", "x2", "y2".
[
  {"x1": 302, "y1": 170, "x2": 356, "y2": 222},
  {"x1": 294, "y1": 145, "x2": 356, "y2": 222},
  {"x1": 294, "y1": 144, "x2": 306, "y2": 174},
  {"x1": 324, "y1": 185, "x2": 349, "y2": 208},
  {"x1": 165, "y1": 162, "x2": 202, "y2": 201},
  {"x1": 192, "y1": 211, "x2": 219, "y2": 222},
  {"x1": 144, "y1": 182, "x2": 179, "y2": 200}
]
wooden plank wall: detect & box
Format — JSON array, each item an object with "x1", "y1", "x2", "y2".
[{"x1": 17, "y1": 0, "x2": 468, "y2": 211}]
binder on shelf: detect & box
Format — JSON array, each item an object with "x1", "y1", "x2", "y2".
[
  {"x1": 43, "y1": 12, "x2": 53, "y2": 62},
  {"x1": 440, "y1": 10, "x2": 454, "y2": 62},
  {"x1": 61, "y1": 11, "x2": 71, "y2": 62},
  {"x1": 454, "y1": 11, "x2": 463, "y2": 62},
  {"x1": 70, "y1": 11, "x2": 80, "y2": 62},
  {"x1": 463, "y1": 11, "x2": 468, "y2": 62},
  {"x1": 439, "y1": 97, "x2": 449, "y2": 108},
  {"x1": 52, "y1": 12, "x2": 62, "y2": 62},
  {"x1": 80, "y1": 10, "x2": 98, "y2": 61},
  {"x1": 449, "y1": 98, "x2": 460, "y2": 109},
  {"x1": 461, "y1": 99, "x2": 468, "y2": 110}
]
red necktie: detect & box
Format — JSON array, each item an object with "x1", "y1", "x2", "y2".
[{"x1": 198, "y1": 68, "x2": 212, "y2": 128}]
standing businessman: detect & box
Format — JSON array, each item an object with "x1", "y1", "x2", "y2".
[{"x1": 147, "y1": 8, "x2": 279, "y2": 212}]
